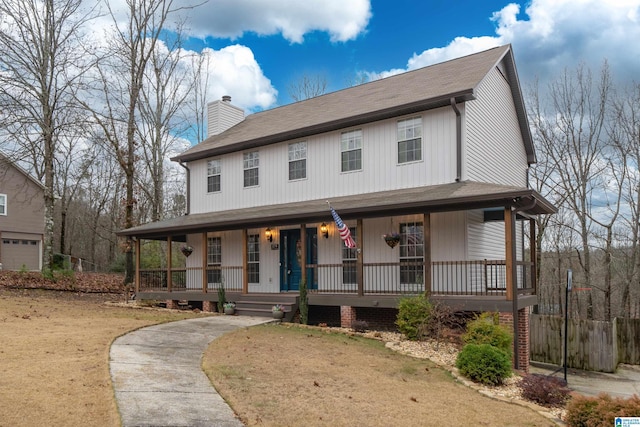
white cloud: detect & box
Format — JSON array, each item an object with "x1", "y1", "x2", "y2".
[
  {"x1": 182, "y1": 0, "x2": 372, "y2": 43},
  {"x1": 375, "y1": 0, "x2": 640, "y2": 87},
  {"x1": 197, "y1": 45, "x2": 278, "y2": 111}
]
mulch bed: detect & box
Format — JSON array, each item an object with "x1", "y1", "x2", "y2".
[{"x1": 0, "y1": 271, "x2": 127, "y2": 294}]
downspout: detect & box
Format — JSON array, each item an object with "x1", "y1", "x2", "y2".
[
  {"x1": 178, "y1": 160, "x2": 190, "y2": 215},
  {"x1": 450, "y1": 98, "x2": 462, "y2": 182}
]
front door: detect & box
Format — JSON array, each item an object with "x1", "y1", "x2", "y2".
[{"x1": 280, "y1": 229, "x2": 317, "y2": 291}]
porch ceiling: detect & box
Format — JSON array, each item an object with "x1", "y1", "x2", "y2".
[{"x1": 119, "y1": 180, "x2": 556, "y2": 239}]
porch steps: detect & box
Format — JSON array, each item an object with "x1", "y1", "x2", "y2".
[{"x1": 229, "y1": 293, "x2": 299, "y2": 322}]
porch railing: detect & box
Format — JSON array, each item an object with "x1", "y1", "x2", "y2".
[{"x1": 138, "y1": 260, "x2": 534, "y2": 296}]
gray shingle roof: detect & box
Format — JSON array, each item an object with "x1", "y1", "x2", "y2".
[
  {"x1": 119, "y1": 180, "x2": 556, "y2": 239},
  {"x1": 175, "y1": 44, "x2": 519, "y2": 162}
]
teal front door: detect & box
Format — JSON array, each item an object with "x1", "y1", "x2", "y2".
[{"x1": 280, "y1": 229, "x2": 317, "y2": 291}]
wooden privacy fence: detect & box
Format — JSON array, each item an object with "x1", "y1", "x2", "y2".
[{"x1": 530, "y1": 315, "x2": 640, "y2": 373}]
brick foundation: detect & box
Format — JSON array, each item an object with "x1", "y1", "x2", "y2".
[
  {"x1": 203, "y1": 300, "x2": 215, "y2": 313},
  {"x1": 340, "y1": 306, "x2": 357, "y2": 328},
  {"x1": 499, "y1": 309, "x2": 530, "y2": 373},
  {"x1": 166, "y1": 300, "x2": 179, "y2": 310}
]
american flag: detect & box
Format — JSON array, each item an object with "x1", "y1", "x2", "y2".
[{"x1": 330, "y1": 206, "x2": 356, "y2": 248}]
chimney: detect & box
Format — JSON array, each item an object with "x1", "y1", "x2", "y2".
[{"x1": 207, "y1": 95, "x2": 245, "y2": 138}]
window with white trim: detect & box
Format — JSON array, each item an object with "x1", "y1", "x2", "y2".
[
  {"x1": 399, "y1": 222, "x2": 424, "y2": 284},
  {"x1": 0, "y1": 194, "x2": 5, "y2": 215},
  {"x1": 288, "y1": 141, "x2": 307, "y2": 180},
  {"x1": 207, "y1": 236, "x2": 222, "y2": 285},
  {"x1": 207, "y1": 160, "x2": 221, "y2": 193},
  {"x1": 397, "y1": 117, "x2": 422, "y2": 163},
  {"x1": 341, "y1": 129, "x2": 362, "y2": 172},
  {"x1": 342, "y1": 226, "x2": 357, "y2": 285},
  {"x1": 247, "y1": 234, "x2": 260, "y2": 283},
  {"x1": 243, "y1": 151, "x2": 259, "y2": 187}
]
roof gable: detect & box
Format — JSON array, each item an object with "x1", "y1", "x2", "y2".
[
  {"x1": 0, "y1": 151, "x2": 45, "y2": 191},
  {"x1": 176, "y1": 44, "x2": 533, "y2": 162}
]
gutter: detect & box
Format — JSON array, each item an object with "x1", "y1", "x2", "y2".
[
  {"x1": 450, "y1": 98, "x2": 462, "y2": 182},
  {"x1": 178, "y1": 160, "x2": 190, "y2": 215}
]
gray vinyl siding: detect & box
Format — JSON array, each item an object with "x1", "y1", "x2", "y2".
[
  {"x1": 190, "y1": 107, "x2": 457, "y2": 214},
  {"x1": 467, "y1": 210, "x2": 524, "y2": 261},
  {"x1": 465, "y1": 62, "x2": 528, "y2": 186},
  {"x1": 207, "y1": 100, "x2": 245, "y2": 137}
]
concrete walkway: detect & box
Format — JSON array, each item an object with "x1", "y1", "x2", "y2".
[
  {"x1": 110, "y1": 315, "x2": 273, "y2": 427},
  {"x1": 530, "y1": 362, "x2": 640, "y2": 398}
]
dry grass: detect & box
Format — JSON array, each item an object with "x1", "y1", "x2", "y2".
[
  {"x1": 203, "y1": 323, "x2": 557, "y2": 427},
  {"x1": 0, "y1": 289, "x2": 209, "y2": 427}
]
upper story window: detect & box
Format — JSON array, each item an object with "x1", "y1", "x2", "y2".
[
  {"x1": 288, "y1": 141, "x2": 307, "y2": 180},
  {"x1": 243, "y1": 151, "x2": 259, "y2": 187},
  {"x1": 397, "y1": 117, "x2": 422, "y2": 163},
  {"x1": 341, "y1": 129, "x2": 362, "y2": 172},
  {"x1": 0, "y1": 194, "x2": 6, "y2": 215},
  {"x1": 207, "y1": 159, "x2": 221, "y2": 193}
]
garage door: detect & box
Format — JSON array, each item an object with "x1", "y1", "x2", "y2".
[{"x1": 1, "y1": 239, "x2": 40, "y2": 271}]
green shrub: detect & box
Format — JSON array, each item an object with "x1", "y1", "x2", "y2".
[
  {"x1": 463, "y1": 312, "x2": 512, "y2": 355},
  {"x1": 565, "y1": 393, "x2": 640, "y2": 427},
  {"x1": 519, "y1": 374, "x2": 570, "y2": 407},
  {"x1": 395, "y1": 294, "x2": 432, "y2": 340},
  {"x1": 217, "y1": 285, "x2": 226, "y2": 313},
  {"x1": 455, "y1": 343, "x2": 512, "y2": 386}
]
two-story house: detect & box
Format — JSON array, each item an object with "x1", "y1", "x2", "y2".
[
  {"x1": 0, "y1": 152, "x2": 45, "y2": 271},
  {"x1": 120, "y1": 45, "x2": 556, "y2": 371}
]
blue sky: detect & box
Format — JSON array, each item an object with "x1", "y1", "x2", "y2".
[
  {"x1": 189, "y1": 0, "x2": 512, "y2": 103},
  {"x1": 101, "y1": 0, "x2": 640, "y2": 113}
]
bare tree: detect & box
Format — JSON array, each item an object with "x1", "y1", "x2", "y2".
[
  {"x1": 529, "y1": 64, "x2": 611, "y2": 318},
  {"x1": 611, "y1": 82, "x2": 640, "y2": 316},
  {"x1": 83, "y1": 0, "x2": 195, "y2": 283},
  {"x1": 287, "y1": 74, "x2": 328, "y2": 102},
  {"x1": 136, "y1": 25, "x2": 195, "y2": 222},
  {"x1": 0, "y1": 0, "x2": 94, "y2": 271}
]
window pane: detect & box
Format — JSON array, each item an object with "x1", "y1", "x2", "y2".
[
  {"x1": 289, "y1": 159, "x2": 306, "y2": 180},
  {"x1": 207, "y1": 175, "x2": 220, "y2": 192},
  {"x1": 341, "y1": 150, "x2": 361, "y2": 172},
  {"x1": 288, "y1": 142, "x2": 306, "y2": 161},
  {"x1": 244, "y1": 168, "x2": 258, "y2": 187},
  {"x1": 243, "y1": 151, "x2": 259, "y2": 169},
  {"x1": 398, "y1": 138, "x2": 422, "y2": 163}
]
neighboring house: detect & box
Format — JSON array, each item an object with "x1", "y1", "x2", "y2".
[
  {"x1": 0, "y1": 152, "x2": 45, "y2": 271},
  {"x1": 120, "y1": 45, "x2": 556, "y2": 371}
]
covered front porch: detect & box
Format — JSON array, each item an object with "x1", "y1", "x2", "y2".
[{"x1": 123, "y1": 181, "x2": 554, "y2": 313}]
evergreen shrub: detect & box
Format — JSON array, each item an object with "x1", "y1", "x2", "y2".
[
  {"x1": 463, "y1": 312, "x2": 512, "y2": 355},
  {"x1": 395, "y1": 294, "x2": 432, "y2": 341},
  {"x1": 455, "y1": 343, "x2": 512, "y2": 386}
]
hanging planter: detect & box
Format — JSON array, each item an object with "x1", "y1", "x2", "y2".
[
  {"x1": 383, "y1": 233, "x2": 400, "y2": 249},
  {"x1": 180, "y1": 245, "x2": 194, "y2": 257}
]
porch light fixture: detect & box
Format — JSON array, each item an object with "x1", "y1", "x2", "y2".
[
  {"x1": 265, "y1": 228, "x2": 273, "y2": 242},
  {"x1": 320, "y1": 223, "x2": 328, "y2": 239}
]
